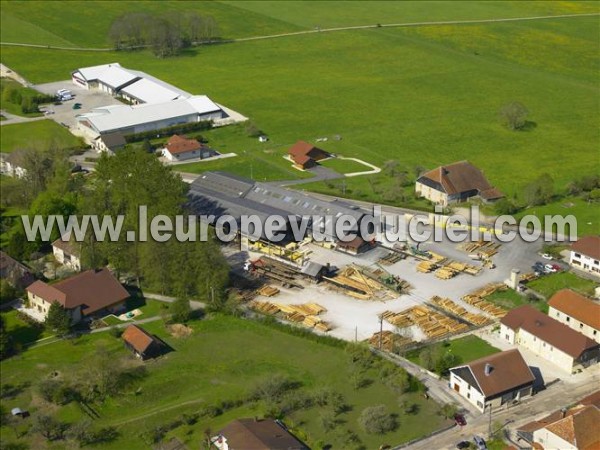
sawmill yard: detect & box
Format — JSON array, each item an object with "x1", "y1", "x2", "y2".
[{"x1": 1, "y1": 2, "x2": 599, "y2": 233}]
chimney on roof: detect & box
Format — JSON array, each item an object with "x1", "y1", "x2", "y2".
[
  {"x1": 561, "y1": 407, "x2": 567, "y2": 418},
  {"x1": 484, "y1": 363, "x2": 493, "y2": 376}
]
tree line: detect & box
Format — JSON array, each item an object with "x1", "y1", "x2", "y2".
[{"x1": 108, "y1": 11, "x2": 220, "y2": 57}]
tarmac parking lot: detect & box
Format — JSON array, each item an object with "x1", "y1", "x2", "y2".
[{"x1": 34, "y1": 80, "x2": 122, "y2": 140}]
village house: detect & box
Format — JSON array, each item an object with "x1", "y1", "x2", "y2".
[
  {"x1": 449, "y1": 349, "x2": 535, "y2": 413},
  {"x1": 122, "y1": 324, "x2": 165, "y2": 360},
  {"x1": 52, "y1": 233, "x2": 82, "y2": 271},
  {"x1": 0, "y1": 251, "x2": 34, "y2": 289},
  {"x1": 500, "y1": 305, "x2": 600, "y2": 373},
  {"x1": 161, "y1": 135, "x2": 217, "y2": 162},
  {"x1": 92, "y1": 132, "x2": 127, "y2": 154},
  {"x1": 26, "y1": 268, "x2": 129, "y2": 323},
  {"x1": 211, "y1": 418, "x2": 308, "y2": 450},
  {"x1": 415, "y1": 160, "x2": 504, "y2": 206},
  {"x1": 548, "y1": 289, "x2": 600, "y2": 344},
  {"x1": 569, "y1": 235, "x2": 600, "y2": 278},
  {"x1": 288, "y1": 141, "x2": 330, "y2": 170},
  {"x1": 0, "y1": 151, "x2": 27, "y2": 178}
]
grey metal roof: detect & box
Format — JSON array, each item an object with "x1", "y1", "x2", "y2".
[{"x1": 301, "y1": 261, "x2": 325, "y2": 277}]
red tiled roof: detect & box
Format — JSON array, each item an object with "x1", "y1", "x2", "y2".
[
  {"x1": 549, "y1": 289, "x2": 600, "y2": 330},
  {"x1": 545, "y1": 405, "x2": 600, "y2": 450},
  {"x1": 166, "y1": 134, "x2": 202, "y2": 155},
  {"x1": 288, "y1": 141, "x2": 328, "y2": 166},
  {"x1": 456, "y1": 349, "x2": 535, "y2": 397},
  {"x1": 122, "y1": 325, "x2": 156, "y2": 354},
  {"x1": 501, "y1": 305, "x2": 599, "y2": 359},
  {"x1": 571, "y1": 236, "x2": 600, "y2": 260},
  {"x1": 27, "y1": 268, "x2": 129, "y2": 315},
  {"x1": 219, "y1": 418, "x2": 308, "y2": 450}
]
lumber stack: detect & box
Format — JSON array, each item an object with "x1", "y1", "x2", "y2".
[
  {"x1": 381, "y1": 305, "x2": 469, "y2": 339},
  {"x1": 258, "y1": 285, "x2": 280, "y2": 297},
  {"x1": 520, "y1": 272, "x2": 538, "y2": 282},
  {"x1": 430, "y1": 296, "x2": 491, "y2": 326},
  {"x1": 248, "y1": 300, "x2": 280, "y2": 315},
  {"x1": 435, "y1": 266, "x2": 457, "y2": 280},
  {"x1": 378, "y1": 252, "x2": 404, "y2": 266},
  {"x1": 325, "y1": 265, "x2": 397, "y2": 300},
  {"x1": 461, "y1": 294, "x2": 507, "y2": 318},
  {"x1": 366, "y1": 331, "x2": 414, "y2": 352},
  {"x1": 417, "y1": 261, "x2": 437, "y2": 273},
  {"x1": 428, "y1": 252, "x2": 447, "y2": 264},
  {"x1": 463, "y1": 241, "x2": 502, "y2": 258}
]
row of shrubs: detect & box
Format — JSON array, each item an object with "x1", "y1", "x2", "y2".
[{"x1": 124, "y1": 120, "x2": 213, "y2": 143}]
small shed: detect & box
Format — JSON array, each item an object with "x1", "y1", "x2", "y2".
[
  {"x1": 301, "y1": 261, "x2": 327, "y2": 281},
  {"x1": 122, "y1": 325, "x2": 165, "y2": 360},
  {"x1": 336, "y1": 236, "x2": 372, "y2": 255}
]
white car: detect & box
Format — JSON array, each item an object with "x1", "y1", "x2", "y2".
[
  {"x1": 541, "y1": 253, "x2": 553, "y2": 260},
  {"x1": 544, "y1": 264, "x2": 557, "y2": 273}
]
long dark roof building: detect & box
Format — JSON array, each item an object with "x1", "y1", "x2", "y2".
[{"x1": 187, "y1": 171, "x2": 365, "y2": 241}]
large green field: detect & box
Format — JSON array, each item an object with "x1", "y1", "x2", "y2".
[
  {"x1": 0, "y1": 120, "x2": 83, "y2": 153},
  {"x1": 0, "y1": 314, "x2": 448, "y2": 449},
  {"x1": 527, "y1": 271, "x2": 598, "y2": 298},
  {"x1": 1, "y1": 2, "x2": 597, "y2": 213}
]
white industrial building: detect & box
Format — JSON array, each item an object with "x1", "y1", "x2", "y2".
[{"x1": 72, "y1": 63, "x2": 227, "y2": 137}]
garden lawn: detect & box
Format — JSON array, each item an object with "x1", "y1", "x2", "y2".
[
  {"x1": 527, "y1": 271, "x2": 598, "y2": 299},
  {"x1": 405, "y1": 335, "x2": 501, "y2": 368},
  {"x1": 486, "y1": 289, "x2": 548, "y2": 313},
  {"x1": 320, "y1": 157, "x2": 374, "y2": 174},
  {"x1": 0, "y1": 314, "x2": 449, "y2": 449},
  {"x1": 0, "y1": 120, "x2": 83, "y2": 153},
  {"x1": 1, "y1": 309, "x2": 51, "y2": 346}
]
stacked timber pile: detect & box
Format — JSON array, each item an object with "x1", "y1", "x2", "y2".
[
  {"x1": 430, "y1": 296, "x2": 490, "y2": 326},
  {"x1": 434, "y1": 261, "x2": 482, "y2": 279},
  {"x1": 247, "y1": 257, "x2": 304, "y2": 289},
  {"x1": 463, "y1": 241, "x2": 501, "y2": 258},
  {"x1": 381, "y1": 305, "x2": 469, "y2": 339},
  {"x1": 378, "y1": 252, "x2": 404, "y2": 266},
  {"x1": 258, "y1": 285, "x2": 280, "y2": 297},
  {"x1": 248, "y1": 301, "x2": 333, "y2": 331},
  {"x1": 461, "y1": 285, "x2": 507, "y2": 318},
  {"x1": 428, "y1": 252, "x2": 447, "y2": 265},
  {"x1": 435, "y1": 266, "x2": 457, "y2": 280},
  {"x1": 324, "y1": 265, "x2": 397, "y2": 300},
  {"x1": 366, "y1": 331, "x2": 414, "y2": 352},
  {"x1": 417, "y1": 261, "x2": 437, "y2": 273},
  {"x1": 471, "y1": 283, "x2": 506, "y2": 298},
  {"x1": 520, "y1": 272, "x2": 538, "y2": 283}
]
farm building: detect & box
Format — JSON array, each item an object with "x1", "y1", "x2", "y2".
[
  {"x1": 187, "y1": 171, "x2": 364, "y2": 242},
  {"x1": 415, "y1": 160, "x2": 504, "y2": 206},
  {"x1": 161, "y1": 135, "x2": 217, "y2": 162},
  {"x1": 288, "y1": 140, "x2": 330, "y2": 169},
  {"x1": 26, "y1": 268, "x2": 129, "y2": 323},
  {"x1": 569, "y1": 236, "x2": 600, "y2": 278},
  {"x1": 52, "y1": 233, "x2": 82, "y2": 271},
  {"x1": 548, "y1": 289, "x2": 600, "y2": 344},
  {"x1": 449, "y1": 349, "x2": 535, "y2": 413},
  {"x1": 212, "y1": 418, "x2": 308, "y2": 450},
  {"x1": 92, "y1": 132, "x2": 126, "y2": 154},
  {"x1": 517, "y1": 392, "x2": 600, "y2": 449},
  {"x1": 500, "y1": 305, "x2": 600, "y2": 373},
  {"x1": 122, "y1": 325, "x2": 165, "y2": 360},
  {"x1": 0, "y1": 251, "x2": 34, "y2": 289},
  {"x1": 336, "y1": 235, "x2": 373, "y2": 255},
  {"x1": 77, "y1": 96, "x2": 224, "y2": 137}
]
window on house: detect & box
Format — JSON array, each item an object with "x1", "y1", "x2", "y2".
[
  {"x1": 580, "y1": 323, "x2": 584, "y2": 328},
  {"x1": 567, "y1": 317, "x2": 571, "y2": 322},
  {"x1": 594, "y1": 330, "x2": 597, "y2": 336},
  {"x1": 467, "y1": 393, "x2": 471, "y2": 399}
]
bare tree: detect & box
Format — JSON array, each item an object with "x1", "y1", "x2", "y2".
[{"x1": 499, "y1": 101, "x2": 529, "y2": 130}]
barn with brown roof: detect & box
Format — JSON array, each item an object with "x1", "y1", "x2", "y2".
[
  {"x1": 26, "y1": 268, "x2": 129, "y2": 323},
  {"x1": 288, "y1": 140, "x2": 330, "y2": 170},
  {"x1": 449, "y1": 349, "x2": 535, "y2": 412},
  {"x1": 0, "y1": 251, "x2": 34, "y2": 289},
  {"x1": 122, "y1": 325, "x2": 165, "y2": 360},
  {"x1": 501, "y1": 305, "x2": 600, "y2": 373},
  {"x1": 569, "y1": 235, "x2": 600, "y2": 278},
  {"x1": 548, "y1": 289, "x2": 600, "y2": 344},
  {"x1": 211, "y1": 418, "x2": 308, "y2": 450},
  {"x1": 415, "y1": 160, "x2": 504, "y2": 206}
]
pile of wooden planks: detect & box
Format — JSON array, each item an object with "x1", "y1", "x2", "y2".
[
  {"x1": 470, "y1": 283, "x2": 507, "y2": 298},
  {"x1": 378, "y1": 252, "x2": 404, "y2": 266},
  {"x1": 325, "y1": 265, "x2": 396, "y2": 300},
  {"x1": 520, "y1": 272, "x2": 538, "y2": 283},
  {"x1": 248, "y1": 300, "x2": 280, "y2": 315},
  {"x1": 463, "y1": 241, "x2": 502, "y2": 258},
  {"x1": 430, "y1": 296, "x2": 490, "y2": 326},
  {"x1": 248, "y1": 300, "x2": 333, "y2": 331},
  {"x1": 366, "y1": 331, "x2": 414, "y2": 352},
  {"x1": 381, "y1": 305, "x2": 469, "y2": 339},
  {"x1": 435, "y1": 266, "x2": 458, "y2": 280},
  {"x1": 462, "y1": 294, "x2": 507, "y2": 318},
  {"x1": 428, "y1": 252, "x2": 447, "y2": 264},
  {"x1": 417, "y1": 261, "x2": 437, "y2": 273},
  {"x1": 258, "y1": 285, "x2": 280, "y2": 297}
]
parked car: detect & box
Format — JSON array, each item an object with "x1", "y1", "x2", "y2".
[
  {"x1": 541, "y1": 253, "x2": 553, "y2": 260},
  {"x1": 544, "y1": 264, "x2": 557, "y2": 273},
  {"x1": 532, "y1": 262, "x2": 545, "y2": 273},
  {"x1": 551, "y1": 263, "x2": 562, "y2": 271},
  {"x1": 72, "y1": 103, "x2": 82, "y2": 110},
  {"x1": 456, "y1": 441, "x2": 470, "y2": 449},
  {"x1": 454, "y1": 413, "x2": 467, "y2": 427},
  {"x1": 473, "y1": 436, "x2": 487, "y2": 450}
]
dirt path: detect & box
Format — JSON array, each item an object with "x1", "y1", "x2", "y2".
[{"x1": 1, "y1": 13, "x2": 597, "y2": 51}]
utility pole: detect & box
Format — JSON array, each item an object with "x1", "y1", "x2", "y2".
[
  {"x1": 488, "y1": 403, "x2": 493, "y2": 440},
  {"x1": 355, "y1": 325, "x2": 358, "y2": 343},
  {"x1": 378, "y1": 316, "x2": 383, "y2": 350}
]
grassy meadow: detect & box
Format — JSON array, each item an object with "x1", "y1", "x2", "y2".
[
  {"x1": 527, "y1": 271, "x2": 598, "y2": 298},
  {"x1": 0, "y1": 314, "x2": 449, "y2": 449},
  {"x1": 0, "y1": 120, "x2": 83, "y2": 153}
]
